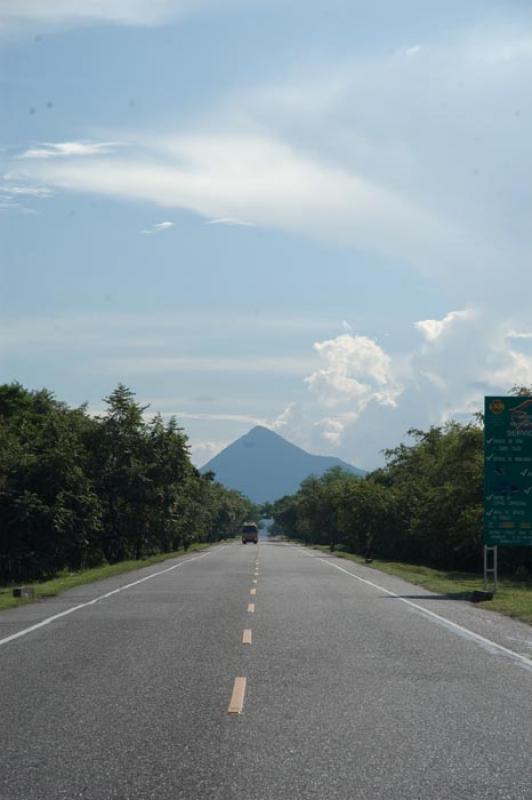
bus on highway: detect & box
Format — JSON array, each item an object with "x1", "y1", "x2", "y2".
[{"x1": 241, "y1": 522, "x2": 259, "y2": 544}]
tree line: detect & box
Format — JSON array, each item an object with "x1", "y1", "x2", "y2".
[
  {"x1": 270, "y1": 419, "x2": 531, "y2": 578},
  {"x1": 0, "y1": 383, "x2": 258, "y2": 584}
]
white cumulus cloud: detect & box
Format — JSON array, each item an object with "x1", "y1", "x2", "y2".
[
  {"x1": 306, "y1": 333, "x2": 401, "y2": 415},
  {"x1": 270, "y1": 310, "x2": 532, "y2": 467},
  {"x1": 415, "y1": 309, "x2": 476, "y2": 342}
]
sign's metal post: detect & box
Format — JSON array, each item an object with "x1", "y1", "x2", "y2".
[{"x1": 483, "y1": 545, "x2": 498, "y2": 593}]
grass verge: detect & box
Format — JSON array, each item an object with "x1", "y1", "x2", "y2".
[
  {"x1": 307, "y1": 544, "x2": 532, "y2": 625},
  {"x1": 0, "y1": 541, "x2": 228, "y2": 613}
]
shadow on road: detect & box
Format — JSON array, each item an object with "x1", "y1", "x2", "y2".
[{"x1": 381, "y1": 591, "x2": 473, "y2": 602}]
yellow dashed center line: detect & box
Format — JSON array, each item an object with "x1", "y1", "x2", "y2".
[
  {"x1": 228, "y1": 677, "x2": 247, "y2": 714},
  {"x1": 228, "y1": 553, "x2": 262, "y2": 713}
]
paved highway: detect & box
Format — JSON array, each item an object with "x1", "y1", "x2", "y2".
[{"x1": 1, "y1": 542, "x2": 531, "y2": 800}]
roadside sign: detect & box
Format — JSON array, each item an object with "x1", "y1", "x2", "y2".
[{"x1": 484, "y1": 396, "x2": 532, "y2": 546}]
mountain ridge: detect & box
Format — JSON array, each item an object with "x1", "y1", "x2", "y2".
[{"x1": 200, "y1": 425, "x2": 365, "y2": 503}]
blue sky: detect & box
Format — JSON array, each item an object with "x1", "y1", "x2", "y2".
[{"x1": 1, "y1": 0, "x2": 532, "y2": 469}]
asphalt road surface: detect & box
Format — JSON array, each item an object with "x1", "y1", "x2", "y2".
[{"x1": 1, "y1": 541, "x2": 531, "y2": 800}]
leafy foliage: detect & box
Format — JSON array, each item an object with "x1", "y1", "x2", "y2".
[
  {"x1": 0, "y1": 383, "x2": 258, "y2": 583},
  {"x1": 271, "y1": 420, "x2": 531, "y2": 576}
]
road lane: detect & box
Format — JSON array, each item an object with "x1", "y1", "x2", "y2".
[
  {"x1": 240, "y1": 544, "x2": 532, "y2": 799},
  {"x1": 0, "y1": 544, "x2": 256, "y2": 799},
  {"x1": 0, "y1": 541, "x2": 530, "y2": 800},
  {"x1": 306, "y1": 552, "x2": 532, "y2": 670},
  {"x1": 0, "y1": 552, "x2": 212, "y2": 649}
]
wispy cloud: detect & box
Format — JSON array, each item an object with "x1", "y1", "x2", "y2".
[
  {"x1": 0, "y1": 175, "x2": 53, "y2": 213},
  {"x1": 0, "y1": 0, "x2": 256, "y2": 36},
  {"x1": 0, "y1": 310, "x2": 335, "y2": 354},
  {"x1": 20, "y1": 132, "x2": 454, "y2": 273},
  {"x1": 140, "y1": 220, "x2": 175, "y2": 235},
  {"x1": 15, "y1": 21, "x2": 532, "y2": 297},
  {"x1": 95, "y1": 354, "x2": 316, "y2": 376},
  {"x1": 189, "y1": 439, "x2": 231, "y2": 467},
  {"x1": 171, "y1": 411, "x2": 263, "y2": 424},
  {"x1": 206, "y1": 216, "x2": 255, "y2": 227},
  {"x1": 0, "y1": 184, "x2": 52, "y2": 197},
  {"x1": 268, "y1": 402, "x2": 297, "y2": 432},
  {"x1": 204, "y1": 22, "x2": 532, "y2": 300},
  {"x1": 468, "y1": 32, "x2": 532, "y2": 64},
  {"x1": 0, "y1": 198, "x2": 37, "y2": 214},
  {"x1": 19, "y1": 141, "x2": 120, "y2": 159}
]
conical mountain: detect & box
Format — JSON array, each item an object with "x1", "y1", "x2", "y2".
[{"x1": 201, "y1": 425, "x2": 364, "y2": 503}]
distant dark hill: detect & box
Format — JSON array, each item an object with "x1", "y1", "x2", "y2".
[{"x1": 201, "y1": 425, "x2": 365, "y2": 504}]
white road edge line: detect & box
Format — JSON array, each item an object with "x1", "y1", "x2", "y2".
[
  {"x1": 0, "y1": 552, "x2": 211, "y2": 649},
  {"x1": 317, "y1": 556, "x2": 532, "y2": 671}
]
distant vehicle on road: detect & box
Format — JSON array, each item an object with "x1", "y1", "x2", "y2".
[{"x1": 241, "y1": 522, "x2": 259, "y2": 544}]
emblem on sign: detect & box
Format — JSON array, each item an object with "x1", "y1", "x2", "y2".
[{"x1": 489, "y1": 399, "x2": 505, "y2": 415}]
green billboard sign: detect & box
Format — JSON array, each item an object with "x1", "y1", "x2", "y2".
[{"x1": 484, "y1": 396, "x2": 532, "y2": 546}]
